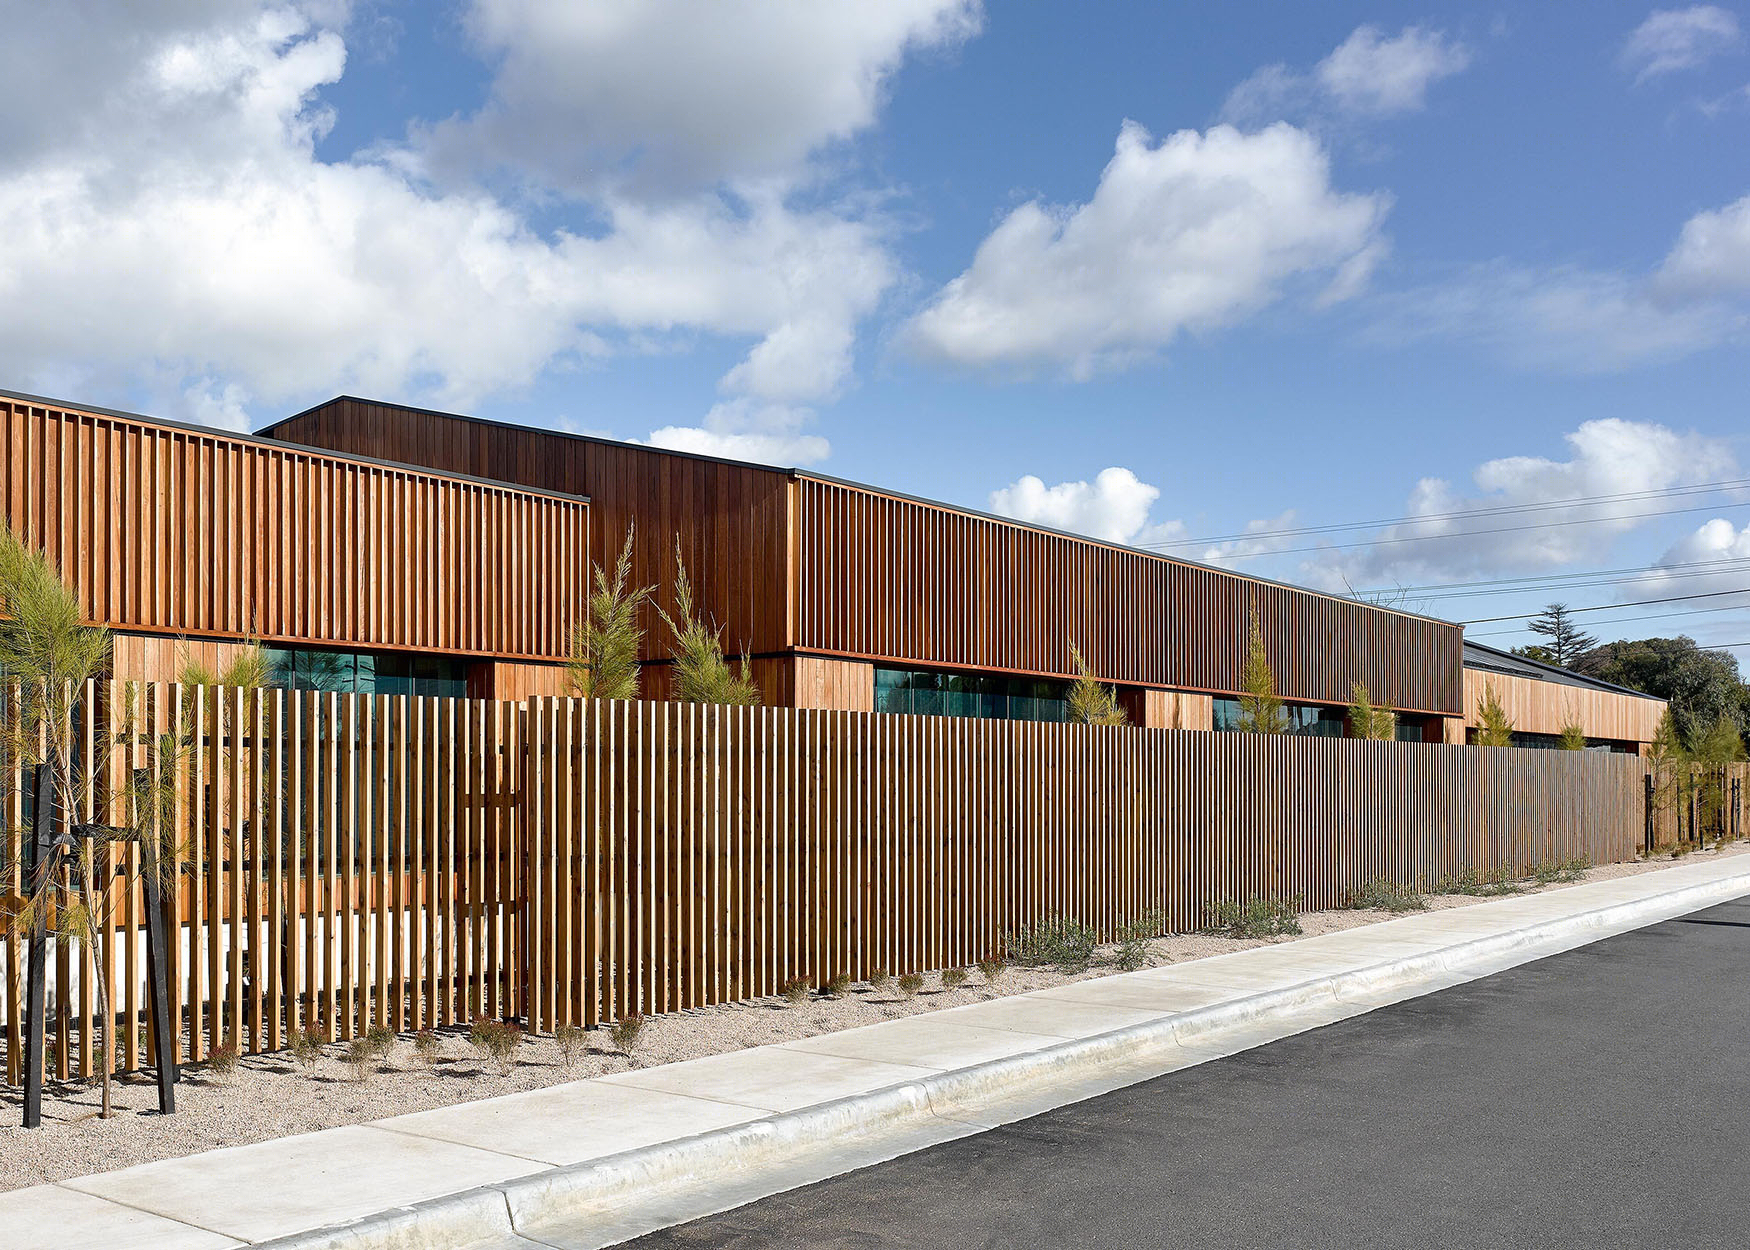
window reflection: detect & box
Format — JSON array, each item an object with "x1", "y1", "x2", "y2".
[
  {"x1": 874, "y1": 667, "x2": 1071, "y2": 722},
  {"x1": 262, "y1": 645, "x2": 467, "y2": 699}
]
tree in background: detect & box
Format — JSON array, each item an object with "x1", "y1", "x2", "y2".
[
  {"x1": 1576, "y1": 635, "x2": 1748, "y2": 746},
  {"x1": 1237, "y1": 608, "x2": 1289, "y2": 734},
  {"x1": 1473, "y1": 680, "x2": 1515, "y2": 746},
  {"x1": 659, "y1": 538, "x2": 761, "y2": 706},
  {"x1": 566, "y1": 527, "x2": 651, "y2": 700},
  {"x1": 1067, "y1": 643, "x2": 1127, "y2": 726},
  {"x1": 1347, "y1": 680, "x2": 1396, "y2": 740},
  {"x1": 1524, "y1": 603, "x2": 1599, "y2": 668},
  {"x1": 1646, "y1": 708, "x2": 1687, "y2": 839}
]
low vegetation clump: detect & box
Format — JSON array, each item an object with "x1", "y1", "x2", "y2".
[
  {"x1": 780, "y1": 976, "x2": 813, "y2": 1005},
  {"x1": 1344, "y1": 878, "x2": 1428, "y2": 914},
  {"x1": 207, "y1": 1039, "x2": 240, "y2": 1083},
  {"x1": 823, "y1": 973, "x2": 856, "y2": 998},
  {"x1": 897, "y1": 972, "x2": 924, "y2": 998},
  {"x1": 290, "y1": 1027, "x2": 324, "y2": 1075},
  {"x1": 977, "y1": 955, "x2": 1007, "y2": 985},
  {"x1": 469, "y1": 1020, "x2": 523, "y2": 1075},
  {"x1": 1437, "y1": 865, "x2": 1523, "y2": 897},
  {"x1": 1530, "y1": 856, "x2": 1590, "y2": 886},
  {"x1": 365, "y1": 1023, "x2": 396, "y2": 1062},
  {"x1": 1208, "y1": 896, "x2": 1302, "y2": 939},
  {"x1": 555, "y1": 1023, "x2": 588, "y2": 1072},
  {"x1": 1112, "y1": 910, "x2": 1164, "y2": 971},
  {"x1": 609, "y1": 1014, "x2": 646, "y2": 1060},
  {"x1": 940, "y1": 967, "x2": 969, "y2": 990},
  {"x1": 345, "y1": 1038, "x2": 375, "y2": 1084},
  {"x1": 868, "y1": 968, "x2": 893, "y2": 993},
  {"x1": 1009, "y1": 914, "x2": 1098, "y2": 972},
  {"x1": 412, "y1": 1030, "x2": 442, "y2": 1068}
]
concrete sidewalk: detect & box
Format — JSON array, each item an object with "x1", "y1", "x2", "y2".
[{"x1": 11, "y1": 854, "x2": 1750, "y2": 1250}]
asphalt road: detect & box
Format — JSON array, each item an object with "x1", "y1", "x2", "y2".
[{"x1": 627, "y1": 897, "x2": 1750, "y2": 1249}]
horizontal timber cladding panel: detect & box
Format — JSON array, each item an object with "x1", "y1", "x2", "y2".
[
  {"x1": 0, "y1": 397, "x2": 588, "y2": 659},
  {"x1": 520, "y1": 702, "x2": 1643, "y2": 1031},
  {"x1": 1462, "y1": 668, "x2": 1665, "y2": 744},
  {"x1": 793, "y1": 477, "x2": 1464, "y2": 715},
  {"x1": 265, "y1": 398, "x2": 793, "y2": 662}
]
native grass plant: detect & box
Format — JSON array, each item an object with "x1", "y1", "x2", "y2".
[
  {"x1": 1067, "y1": 642, "x2": 1127, "y2": 726},
  {"x1": 977, "y1": 955, "x2": 1007, "y2": 986},
  {"x1": 1112, "y1": 910, "x2": 1164, "y2": 971},
  {"x1": 1436, "y1": 865, "x2": 1523, "y2": 897},
  {"x1": 1344, "y1": 877, "x2": 1428, "y2": 913},
  {"x1": 1347, "y1": 681, "x2": 1396, "y2": 740},
  {"x1": 1236, "y1": 608, "x2": 1289, "y2": 734},
  {"x1": 897, "y1": 972, "x2": 925, "y2": 998},
  {"x1": 413, "y1": 1029, "x2": 443, "y2": 1068},
  {"x1": 1009, "y1": 914, "x2": 1098, "y2": 971},
  {"x1": 555, "y1": 1023, "x2": 588, "y2": 1072},
  {"x1": 868, "y1": 967, "x2": 893, "y2": 993},
  {"x1": 469, "y1": 1020, "x2": 523, "y2": 1075},
  {"x1": 659, "y1": 538, "x2": 761, "y2": 706},
  {"x1": 823, "y1": 972, "x2": 856, "y2": 998},
  {"x1": 780, "y1": 975, "x2": 813, "y2": 1005},
  {"x1": 1531, "y1": 856, "x2": 1592, "y2": 886},
  {"x1": 1473, "y1": 681, "x2": 1515, "y2": 747},
  {"x1": 290, "y1": 1027, "x2": 325, "y2": 1075},
  {"x1": 344, "y1": 1038, "x2": 375, "y2": 1084},
  {"x1": 609, "y1": 1013, "x2": 647, "y2": 1060},
  {"x1": 940, "y1": 967, "x2": 969, "y2": 990},
  {"x1": 1208, "y1": 896, "x2": 1303, "y2": 939},
  {"x1": 207, "y1": 1039, "x2": 241, "y2": 1084},
  {"x1": 566, "y1": 526, "x2": 652, "y2": 701}
]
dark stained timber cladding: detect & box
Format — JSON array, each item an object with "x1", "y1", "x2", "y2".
[
  {"x1": 794, "y1": 478, "x2": 1463, "y2": 715},
  {"x1": 268, "y1": 398, "x2": 794, "y2": 661}
]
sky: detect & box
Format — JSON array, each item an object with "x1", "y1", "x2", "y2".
[{"x1": 1, "y1": 1, "x2": 1746, "y2": 660}]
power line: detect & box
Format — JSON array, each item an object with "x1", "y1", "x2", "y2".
[
  {"x1": 1147, "y1": 475, "x2": 1750, "y2": 549},
  {"x1": 1461, "y1": 585, "x2": 1750, "y2": 625},
  {"x1": 1412, "y1": 559, "x2": 1750, "y2": 603},
  {"x1": 1470, "y1": 601, "x2": 1750, "y2": 637},
  {"x1": 1358, "y1": 554, "x2": 1750, "y2": 599}
]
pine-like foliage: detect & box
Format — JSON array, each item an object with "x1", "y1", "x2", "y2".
[
  {"x1": 1473, "y1": 681, "x2": 1515, "y2": 747},
  {"x1": 1347, "y1": 680, "x2": 1396, "y2": 739},
  {"x1": 658, "y1": 539, "x2": 761, "y2": 706},
  {"x1": 1066, "y1": 642, "x2": 1127, "y2": 726},
  {"x1": 1557, "y1": 719, "x2": 1587, "y2": 751},
  {"x1": 567, "y1": 527, "x2": 651, "y2": 701},
  {"x1": 1695, "y1": 712, "x2": 1747, "y2": 764},
  {"x1": 1237, "y1": 608, "x2": 1289, "y2": 734},
  {"x1": 178, "y1": 640, "x2": 272, "y2": 690},
  {"x1": 1525, "y1": 603, "x2": 1600, "y2": 668}
]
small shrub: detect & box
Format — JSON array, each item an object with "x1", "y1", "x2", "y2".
[
  {"x1": 1437, "y1": 865, "x2": 1522, "y2": 898},
  {"x1": 868, "y1": 968, "x2": 893, "y2": 992},
  {"x1": 1345, "y1": 878, "x2": 1428, "y2": 913},
  {"x1": 555, "y1": 1023, "x2": 588, "y2": 1072},
  {"x1": 977, "y1": 955, "x2": 1007, "y2": 985},
  {"x1": 609, "y1": 1013, "x2": 646, "y2": 1058},
  {"x1": 345, "y1": 1038, "x2": 374, "y2": 1083},
  {"x1": 290, "y1": 1027, "x2": 325, "y2": 1074},
  {"x1": 365, "y1": 1023, "x2": 396, "y2": 1060},
  {"x1": 1557, "y1": 854, "x2": 1591, "y2": 883},
  {"x1": 940, "y1": 967, "x2": 969, "y2": 990},
  {"x1": 1009, "y1": 914, "x2": 1099, "y2": 971},
  {"x1": 208, "y1": 1039, "x2": 240, "y2": 1083},
  {"x1": 780, "y1": 976, "x2": 812, "y2": 1005},
  {"x1": 469, "y1": 1020, "x2": 523, "y2": 1074},
  {"x1": 1208, "y1": 896, "x2": 1302, "y2": 939},
  {"x1": 897, "y1": 972, "x2": 924, "y2": 998},
  {"x1": 1112, "y1": 910, "x2": 1163, "y2": 970},
  {"x1": 823, "y1": 973, "x2": 856, "y2": 998},
  {"x1": 412, "y1": 1030, "x2": 442, "y2": 1068}
]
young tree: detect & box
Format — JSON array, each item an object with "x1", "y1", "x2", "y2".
[
  {"x1": 1347, "y1": 680, "x2": 1396, "y2": 740},
  {"x1": 1525, "y1": 603, "x2": 1599, "y2": 668},
  {"x1": 1557, "y1": 719, "x2": 1587, "y2": 751},
  {"x1": 1473, "y1": 680, "x2": 1515, "y2": 747},
  {"x1": 1067, "y1": 643, "x2": 1127, "y2": 726},
  {"x1": 566, "y1": 527, "x2": 651, "y2": 701},
  {"x1": 658, "y1": 538, "x2": 761, "y2": 706},
  {"x1": 1236, "y1": 608, "x2": 1289, "y2": 734}
]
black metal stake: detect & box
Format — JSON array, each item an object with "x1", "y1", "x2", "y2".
[
  {"x1": 22, "y1": 763, "x2": 58, "y2": 1130},
  {"x1": 1643, "y1": 773, "x2": 1654, "y2": 857},
  {"x1": 140, "y1": 824, "x2": 179, "y2": 1114}
]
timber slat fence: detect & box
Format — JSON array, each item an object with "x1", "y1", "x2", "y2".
[{"x1": 3, "y1": 683, "x2": 1656, "y2": 1082}]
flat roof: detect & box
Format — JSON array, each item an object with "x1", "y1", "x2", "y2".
[
  {"x1": 261, "y1": 395, "x2": 1462, "y2": 631},
  {"x1": 1461, "y1": 639, "x2": 1663, "y2": 701},
  {"x1": 0, "y1": 387, "x2": 591, "y2": 507}
]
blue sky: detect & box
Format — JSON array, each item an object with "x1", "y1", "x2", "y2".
[{"x1": 2, "y1": 2, "x2": 1746, "y2": 658}]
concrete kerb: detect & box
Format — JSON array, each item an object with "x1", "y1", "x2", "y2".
[{"x1": 261, "y1": 861, "x2": 1750, "y2": 1250}]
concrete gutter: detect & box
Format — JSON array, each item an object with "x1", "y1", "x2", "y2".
[{"x1": 16, "y1": 854, "x2": 1750, "y2": 1250}]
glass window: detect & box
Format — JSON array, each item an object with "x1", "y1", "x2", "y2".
[
  {"x1": 1214, "y1": 697, "x2": 1350, "y2": 737},
  {"x1": 875, "y1": 666, "x2": 1070, "y2": 722},
  {"x1": 260, "y1": 645, "x2": 466, "y2": 698}
]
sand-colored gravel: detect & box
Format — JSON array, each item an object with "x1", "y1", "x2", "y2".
[{"x1": 3, "y1": 841, "x2": 1745, "y2": 1192}]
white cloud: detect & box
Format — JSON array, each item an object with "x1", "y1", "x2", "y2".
[
  {"x1": 428, "y1": 0, "x2": 982, "y2": 195},
  {"x1": 1657, "y1": 193, "x2": 1750, "y2": 298},
  {"x1": 989, "y1": 467, "x2": 1165, "y2": 544},
  {"x1": 907, "y1": 121, "x2": 1389, "y2": 376},
  {"x1": 645, "y1": 398, "x2": 829, "y2": 466},
  {"x1": 1312, "y1": 419, "x2": 1739, "y2": 590},
  {"x1": 1224, "y1": 24, "x2": 1469, "y2": 124},
  {"x1": 0, "y1": 0, "x2": 943, "y2": 454},
  {"x1": 1621, "y1": 5, "x2": 1741, "y2": 82}
]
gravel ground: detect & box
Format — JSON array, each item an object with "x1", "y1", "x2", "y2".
[{"x1": 3, "y1": 841, "x2": 1744, "y2": 1192}]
